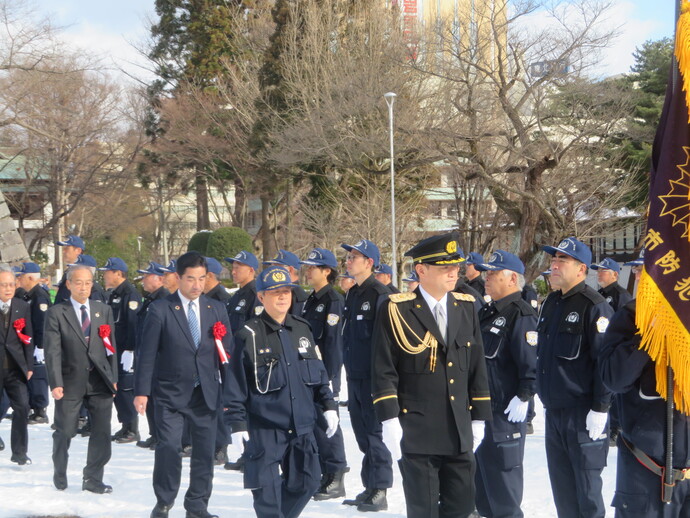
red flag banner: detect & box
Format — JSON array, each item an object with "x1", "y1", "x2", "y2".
[{"x1": 637, "y1": 1, "x2": 690, "y2": 414}]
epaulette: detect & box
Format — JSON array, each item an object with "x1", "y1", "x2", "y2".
[
  {"x1": 580, "y1": 284, "x2": 607, "y2": 305},
  {"x1": 372, "y1": 281, "x2": 391, "y2": 295},
  {"x1": 514, "y1": 298, "x2": 538, "y2": 316},
  {"x1": 451, "y1": 292, "x2": 475, "y2": 303},
  {"x1": 290, "y1": 314, "x2": 311, "y2": 327},
  {"x1": 389, "y1": 292, "x2": 416, "y2": 303}
]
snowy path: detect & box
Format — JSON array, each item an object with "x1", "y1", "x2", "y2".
[{"x1": 0, "y1": 397, "x2": 617, "y2": 518}]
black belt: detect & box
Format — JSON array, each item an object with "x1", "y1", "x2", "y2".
[{"x1": 622, "y1": 436, "x2": 690, "y2": 482}]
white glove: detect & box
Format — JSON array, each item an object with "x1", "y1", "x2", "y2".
[
  {"x1": 472, "y1": 420, "x2": 485, "y2": 452},
  {"x1": 324, "y1": 410, "x2": 339, "y2": 438},
  {"x1": 585, "y1": 410, "x2": 608, "y2": 440},
  {"x1": 504, "y1": 396, "x2": 529, "y2": 423},
  {"x1": 228, "y1": 431, "x2": 250, "y2": 462},
  {"x1": 121, "y1": 350, "x2": 134, "y2": 372},
  {"x1": 33, "y1": 348, "x2": 45, "y2": 363},
  {"x1": 382, "y1": 418, "x2": 403, "y2": 461}
]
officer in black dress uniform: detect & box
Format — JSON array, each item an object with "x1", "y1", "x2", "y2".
[
  {"x1": 537, "y1": 237, "x2": 614, "y2": 518},
  {"x1": 300, "y1": 248, "x2": 348, "y2": 500},
  {"x1": 340, "y1": 239, "x2": 393, "y2": 512},
  {"x1": 263, "y1": 249, "x2": 309, "y2": 316},
  {"x1": 372, "y1": 232, "x2": 491, "y2": 518},
  {"x1": 18, "y1": 262, "x2": 52, "y2": 425},
  {"x1": 226, "y1": 266, "x2": 338, "y2": 518},
  {"x1": 134, "y1": 262, "x2": 170, "y2": 450},
  {"x1": 375, "y1": 264, "x2": 399, "y2": 293},
  {"x1": 591, "y1": 257, "x2": 633, "y2": 312},
  {"x1": 99, "y1": 257, "x2": 142, "y2": 443},
  {"x1": 474, "y1": 251, "x2": 538, "y2": 518}
]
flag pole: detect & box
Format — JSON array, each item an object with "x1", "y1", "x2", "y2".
[{"x1": 663, "y1": 0, "x2": 682, "y2": 504}]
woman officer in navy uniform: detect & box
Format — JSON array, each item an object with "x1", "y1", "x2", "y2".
[{"x1": 300, "y1": 248, "x2": 348, "y2": 501}]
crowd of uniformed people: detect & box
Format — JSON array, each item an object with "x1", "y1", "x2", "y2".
[{"x1": 0, "y1": 230, "x2": 683, "y2": 518}]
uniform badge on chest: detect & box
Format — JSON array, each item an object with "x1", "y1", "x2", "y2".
[
  {"x1": 566, "y1": 312, "x2": 579, "y2": 323},
  {"x1": 493, "y1": 316, "x2": 506, "y2": 327},
  {"x1": 361, "y1": 301, "x2": 370, "y2": 311},
  {"x1": 112, "y1": 297, "x2": 121, "y2": 304},
  {"x1": 316, "y1": 304, "x2": 325, "y2": 313}
]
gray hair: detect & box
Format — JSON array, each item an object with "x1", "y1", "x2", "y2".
[
  {"x1": 0, "y1": 264, "x2": 12, "y2": 274},
  {"x1": 502, "y1": 269, "x2": 526, "y2": 289},
  {"x1": 66, "y1": 265, "x2": 94, "y2": 281}
]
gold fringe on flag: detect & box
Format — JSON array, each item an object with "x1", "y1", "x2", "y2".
[
  {"x1": 636, "y1": 269, "x2": 690, "y2": 415},
  {"x1": 676, "y1": 1, "x2": 690, "y2": 123}
]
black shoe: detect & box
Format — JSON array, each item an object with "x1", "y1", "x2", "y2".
[
  {"x1": 115, "y1": 431, "x2": 140, "y2": 444},
  {"x1": 339, "y1": 400, "x2": 348, "y2": 407},
  {"x1": 185, "y1": 510, "x2": 219, "y2": 518},
  {"x1": 78, "y1": 419, "x2": 91, "y2": 437},
  {"x1": 0, "y1": 436, "x2": 4, "y2": 451},
  {"x1": 313, "y1": 471, "x2": 346, "y2": 501},
  {"x1": 150, "y1": 503, "x2": 173, "y2": 518},
  {"x1": 343, "y1": 488, "x2": 371, "y2": 506},
  {"x1": 224, "y1": 455, "x2": 245, "y2": 472},
  {"x1": 28, "y1": 408, "x2": 49, "y2": 425},
  {"x1": 111, "y1": 426, "x2": 127, "y2": 441},
  {"x1": 357, "y1": 488, "x2": 387, "y2": 512},
  {"x1": 53, "y1": 472, "x2": 67, "y2": 491},
  {"x1": 526, "y1": 422, "x2": 534, "y2": 435},
  {"x1": 180, "y1": 445, "x2": 192, "y2": 458},
  {"x1": 82, "y1": 478, "x2": 113, "y2": 494},
  {"x1": 10, "y1": 453, "x2": 31, "y2": 465},
  {"x1": 214, "y1": 447, "x2": 227, "y2": 466},
  {"x1": 137, "y1": 436, "x2": 157, "y2": 449}
]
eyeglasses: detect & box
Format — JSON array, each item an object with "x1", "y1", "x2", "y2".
[
  {"x1": 0, "y1": 283, "x2": 15, "y2": 288},
  {"x1": 346, "y1": 253, "x2": 365, "y2": 262}
]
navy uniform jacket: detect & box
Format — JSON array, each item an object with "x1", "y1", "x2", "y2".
[
  {"x1": 90, "y1": 281, "x2": 108, "y2": 303},
  {"x1": 536, "y1": 280, "x2": 614, "y2": 412},
  {"x1": 135, "y1": 286, "x2": 170, "y2": 348},
  {"x1": 227, "y1": 280, "x2": 262, "y2": 334},
  {"x1": 598, "y1": 282, "x2": 633, "y2": 313},
  {"x1": 600, "y1": 300, "x2": 690, "y2": 467},
  {"x1": 342, "y1": 275, "x2": 391, "y2": 380},
  {"x1": 454, "y1": 280, "x2": 486, "y2": 312},
  {"x1": 206, "y1": 283, "x2": 231, "y2": 303},
  {"x1": 0, "y1": 297, "x2": 34, "y2": 378},
  {"x1": 521, "y1": 285, "x2": 539, "y2": 311},
  {"x1": 290, "y1": 286, "x2": 309, "y2": 317},
  {"x1": 226, "y1": 312, "x2": 337, "y2": 435},
  {"x1": 301, "y1": 284, "x2": 344, "y2": 383},
  {"x1": 107, "y1": 280, "x2": 141, "y2": 354},
  {"x1": 135, "y1": 292, "x2": 234, "y2": 411},
  {"x1": 372, "y1": 289, "x2": 492, "y2": 455},
  {"x1": 23, "y1": 284, "x2": 51, "y2": 349},
  {"x1": 54, "y1": 273, "x2": 70, "y2": 304},
  {"x1": 479, "y1": 292, "x2": 537, "y2": 441},
  {"x1": 467, "y1": 276, "x2": 486, "y2": 297}
]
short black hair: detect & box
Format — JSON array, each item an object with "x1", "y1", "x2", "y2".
[
  {"x1": 176, "y1": 252, "x2": 207, "y2": 275},
  {"x1": 322, "y1": 266, "x2": 338, "y2": 284}
]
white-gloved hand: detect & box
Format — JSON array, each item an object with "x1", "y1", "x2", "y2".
[
  {"x1": 324, "y1": 410, "x2": 339, "y2": 438},
  {"x1": 382, "y1": 418, "x2": 403, "y2": 461},
  {"x1": 34, "y1": 348, "x2": 45, "y2": 363},
  {"x1": 228, "y1": 431, "x2": 250, "y2": 462},
  {"x1": 585, "y1": 410, "x2": 608, "y2": 440},
  {"x1": 504, "y1": 395, "x2": 529, "y2": 423},
  {"x1": 472, "y1": 420, "x2": 485, "y2": 452},
  {"x1": 121, "y1": 350, "x2": 134, "y2": 372}
]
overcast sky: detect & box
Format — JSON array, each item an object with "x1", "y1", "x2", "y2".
[{"x1": 32, "y1": 0, "x2": 676, "y2": 82}]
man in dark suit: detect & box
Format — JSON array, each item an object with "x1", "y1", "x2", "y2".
[
  {"x1": 0, "y1": 266, "x2": 34, "y2": 465},
  {"x1": 44, "y1": 265, "x2": 118, "y2": 493},
  {"x1": 372, "y1": 232, "x2": 492, "y2": 518},
  {"x1": 134, "y1": 252, "x2": 234, "y2": 518}
]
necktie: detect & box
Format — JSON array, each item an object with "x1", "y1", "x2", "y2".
[
  {"x1": 434, "y1": 302, "x2": 447, "y2": 343},
  {"x1": 188, "y1": 301, "x2": 200, "y2": 348},
  {"x1": 80, "y1": 305, "x2": 90, "y2": 339},
  {"x1": 1, "y1": 303, "x2": 8, "y2": 314}
]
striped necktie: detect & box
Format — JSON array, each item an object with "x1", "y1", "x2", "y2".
[
  {"x1": 81, "y1": 305, "x2": 90, "y2": 339},
  {"x1": 188, "y1": 301, "x2": 200, "y2": 348}
]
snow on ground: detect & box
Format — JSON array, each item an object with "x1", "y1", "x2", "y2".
[{"x1": 0, "y1": 396, "x2": 617, "y2": 518}]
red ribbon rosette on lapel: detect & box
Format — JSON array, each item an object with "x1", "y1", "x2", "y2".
[
  {"x1": 213, "y1": 322, "x2": 229, "y2": 364},
  {"x1": 13, "y1": 318, "x2": 31, "y2": 345},
  {"x1": 99, "y1": 325, "x2": 115, "y2": 356}
]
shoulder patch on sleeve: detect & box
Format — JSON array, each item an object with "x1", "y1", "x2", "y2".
[
  {"x1": 525, "y1": 331, "x2": 538, "y2": 346},
  {"x1": 531, "y1": 299, "x2": 538, "y2": 309},
  {"x1": 451, "y1": 292, "x2": 476, "y2": 303},
  {"x1": 596, "y1": 316, "x2": 610, "y2": 333},
  {"x1": 389, "y1": 292, "x2": 416, "y2": 303},
  {"x1": 39, "y1": 303, "x2": 48, "y2": 312},
  {"x1": 327, "y1": 313, "x2": 340, "y2": 326},
  {"x1": 128, "y1": 300, "x2": 139, "y2": 310},
  {"x1": 255, "y1": 305, "x2": 264, "y2": 315}
]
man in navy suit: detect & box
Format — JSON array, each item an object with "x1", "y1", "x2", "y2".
[{"x1": 135, "y1": 252, "x2": 234, "y2": 518}]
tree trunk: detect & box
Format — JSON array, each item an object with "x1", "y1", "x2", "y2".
[
  {"x1": 196, "y1": 173, "x2": 210, "y2": 230},
  {"x1": 260, "y1": 193, "x2": 276, "y2": 262}
]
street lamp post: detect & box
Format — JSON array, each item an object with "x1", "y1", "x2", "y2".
[{"x1": 384, "y1": 92, "x2": 398, "y2": 287}]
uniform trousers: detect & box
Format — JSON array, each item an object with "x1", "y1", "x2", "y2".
[
  {"x1": 1, "y1": 367, "x2": 29, "y2": 456},
  {"x1": 314, "y1": 404, "x2": 347, "y2": 474},
  {"x1": 27, "y1": 362, "x2": 49, "y2": 409}
]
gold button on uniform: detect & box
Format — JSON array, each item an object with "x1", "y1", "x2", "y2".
[
  {"x1": 450, "y1": 396, "x2": 455, "y2": 401},
  {"x1": 448, "y1": 362, "x2": 453, "y2": 367},
  {"x1": 402, "y1": 408, "x2": 408, "y2": 414},
  {"x1": 449, "y1": 379, "x2": 455, "y2": 384}
]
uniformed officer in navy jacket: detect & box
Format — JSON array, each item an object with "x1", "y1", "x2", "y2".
[
  {"x1": 474, "y1": 251, "x2": 538, "y2": 518},
  {"x1": 340, "y1": 239, "x2": 393, "y2": 512},
  {"x1": 374, "y1": 264, "x2": 399, "y2": 293},
  {"x1": 372, "y1": 232, "x2": 491, "y2": 518},
  {"x1": 300, "y1": 248, "x2": 348, "y2": 500},
  {"x1": 226, "y1": 266, "x2": 338, "y2": 518},
  {"x1": 591, "y1": 257, "x2": 632, "y2": 312},
  {"x1": 225, "y1": 251, "x2": 263, "y2": 332},
  {"x1": 537, "y1": 237, "x2": 614, "y2": 518}
]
